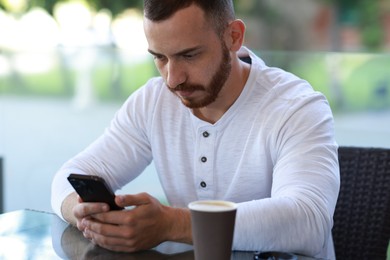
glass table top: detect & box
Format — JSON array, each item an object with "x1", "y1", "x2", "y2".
[{"x1": 0, "y1": 209, "x2": 317, "y2": 260}]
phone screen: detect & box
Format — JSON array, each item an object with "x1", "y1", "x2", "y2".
[{"x1": 67, "y1": 173, "x2": 124, "y2": 210}]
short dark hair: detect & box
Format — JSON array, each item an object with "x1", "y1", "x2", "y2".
[{"x1": 143, "y1": 0, "x2": 235, "y2": 37}]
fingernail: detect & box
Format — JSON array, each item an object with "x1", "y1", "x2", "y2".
[
  {"x1": 117, "y1": 195, "x2": 125, "y2": 202},
  {"x1": 83, "y1": 228, "x2": 90, "y2": 238}
]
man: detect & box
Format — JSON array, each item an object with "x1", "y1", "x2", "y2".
[{"x1": 51, "y1": 0, "x2": 340, "y2": 258}]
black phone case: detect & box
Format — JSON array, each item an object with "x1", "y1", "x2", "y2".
[{"x1": 67, "y1": 174, "x2": 123, "y2": 210}]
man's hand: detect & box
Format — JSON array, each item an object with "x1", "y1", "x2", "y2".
[
  {"x1": 77, "y1": 192, "x2": 192, "y2": 252},
  {"x1": 72, "y1": 195, "x2": 110, "y2": 233}
]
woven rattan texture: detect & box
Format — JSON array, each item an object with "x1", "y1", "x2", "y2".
[{"x1": 333, "y1": 147, "x2": 390, "y2": 259}]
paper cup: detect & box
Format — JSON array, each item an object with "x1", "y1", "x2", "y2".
[{"x1": 188, "y1": 200, "x2": 237, "y2": 260}]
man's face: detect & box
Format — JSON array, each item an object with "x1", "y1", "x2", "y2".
[
  {"x1": 144, "y1": 4, "x2": 232, "y2": 108},
  {"x1": 169, "y1": 42, "x2": 231, "y2": 108}
]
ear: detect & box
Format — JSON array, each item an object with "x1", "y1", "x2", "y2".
[{"x1": 225, "y1": 19, "x2": 246, "y2": 51}]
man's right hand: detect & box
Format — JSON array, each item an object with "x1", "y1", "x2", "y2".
[
  {"x1": 60, "y1": 192, "x2": 192, "y2": 253},
  {"x1": 72, "y1": 195, "x2": 110, "y2": 232},
  {"x1": 60, "y1": 192, "x2": 109, "y2": 229}
]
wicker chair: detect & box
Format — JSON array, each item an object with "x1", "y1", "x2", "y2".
[{"x1": 332, "y1": 146, "x2": 390, "y2": 259}]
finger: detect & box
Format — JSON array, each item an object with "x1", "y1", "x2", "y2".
[
  {"x1": 91, "y1": 209, "x2": 137, "y2": 226},
  {"x1": 83, "y1": 217, "x2": 135, "y2": 238},
  {"x1": 73, "y1": 202, "x2": 110, "y2": 219},
  {"x1": 83, "y1": 227, "x2": 93, "y2": 240},
  {"x1": 115, "y1": 193, "x2": 152, "y2": 208}
]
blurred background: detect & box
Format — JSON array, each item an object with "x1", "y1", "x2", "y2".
[{"x1": 0, "y1": 0, "x2": 390, "y2": 213}]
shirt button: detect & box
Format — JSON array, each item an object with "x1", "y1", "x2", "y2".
[
  {"x1": 200, "y1": 181, "x2": 207, "y2": 188},
  {"x1": 201, "y1": 157, "x2": 207, "y2": 163},
  {"x1": 202, "y1": 131, "x2": 210, "y2": 138}
]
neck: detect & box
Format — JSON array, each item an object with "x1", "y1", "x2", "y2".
[{"x1": 192, "y1": 57, "x2": 251, "y2": 124}]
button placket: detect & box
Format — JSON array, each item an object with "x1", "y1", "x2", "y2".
[{"x1": 194, "y1": 127, "x2": 215, "y2": 198}]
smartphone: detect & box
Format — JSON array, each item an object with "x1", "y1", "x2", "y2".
[{"x1": 67, "y1": 173, "x2": 124, "y2": 210}]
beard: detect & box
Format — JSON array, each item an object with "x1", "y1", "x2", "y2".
[{"x1": 169, "y1": 42, "x2": 232, "y2": 108}]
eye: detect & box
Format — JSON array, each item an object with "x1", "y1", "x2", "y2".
[
  {"x1": 153, "y1": 54, "x2": 165, "y2": 61},
  {"x1": 182, "y1": 52, "x2": 199, "y2": 60}
]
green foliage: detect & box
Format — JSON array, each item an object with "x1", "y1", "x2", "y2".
[
  {"x1": 2, "y1": 0, "x2": 386, "y2": 52},
  {"x1": 92, "y1": 58, "x2": 156, "y2": 101},
  {"x1": 28, "y1": 0, "x2": 58, "y2": 14},
  {"x1": 358, "y1": 0, "x2": 384, "y2": 50},
  {"x1": 290, "y1": 53, "x2": 390, "y2": 112},
  {"x1": 330, "y1": 0, "x2": 384, "y2": 50},
  {"x1": 1, "y1": 51, "x2": 390, "y2": 113},
  {"x1": 1, "y1": 0, "x2": 143, "y2": 15},
  {"x1": 0, "y1": 55, "x2": 156, "y2": 101},
  {"x1": 85, "y1": 0, "x2": 143, "y2": 16}
]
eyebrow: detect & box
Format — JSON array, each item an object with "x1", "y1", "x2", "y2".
[{"x1": 148, "y1": 46, "x2": 203, "y2": 57}]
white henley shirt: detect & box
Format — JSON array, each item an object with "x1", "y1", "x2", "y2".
[{"x1": 51, "y1": 47, "x2": 339, "y2": 259}]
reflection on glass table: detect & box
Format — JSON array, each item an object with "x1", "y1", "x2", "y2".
[
  {"x1": 0, "y1": 210, "x2": 59, "y2": 259},
  {"x1": 0, "y1": 209, "x2": 320, "y2": 260}
]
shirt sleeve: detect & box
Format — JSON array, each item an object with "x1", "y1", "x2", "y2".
[
  {"x1": 232, "y1": 91, "x2": 340, "y2": 258},
  {"x1": 51, "y1": 82, "x2": 157, "y2": 219}
]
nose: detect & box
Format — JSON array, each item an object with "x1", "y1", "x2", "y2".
[{"x1": 166, "y1": 60, "x2": 186, "y2": 89}]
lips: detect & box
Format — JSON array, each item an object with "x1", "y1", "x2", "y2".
[{"x1": 176, "y1": 90, "x2": 195, "y2": 98}]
